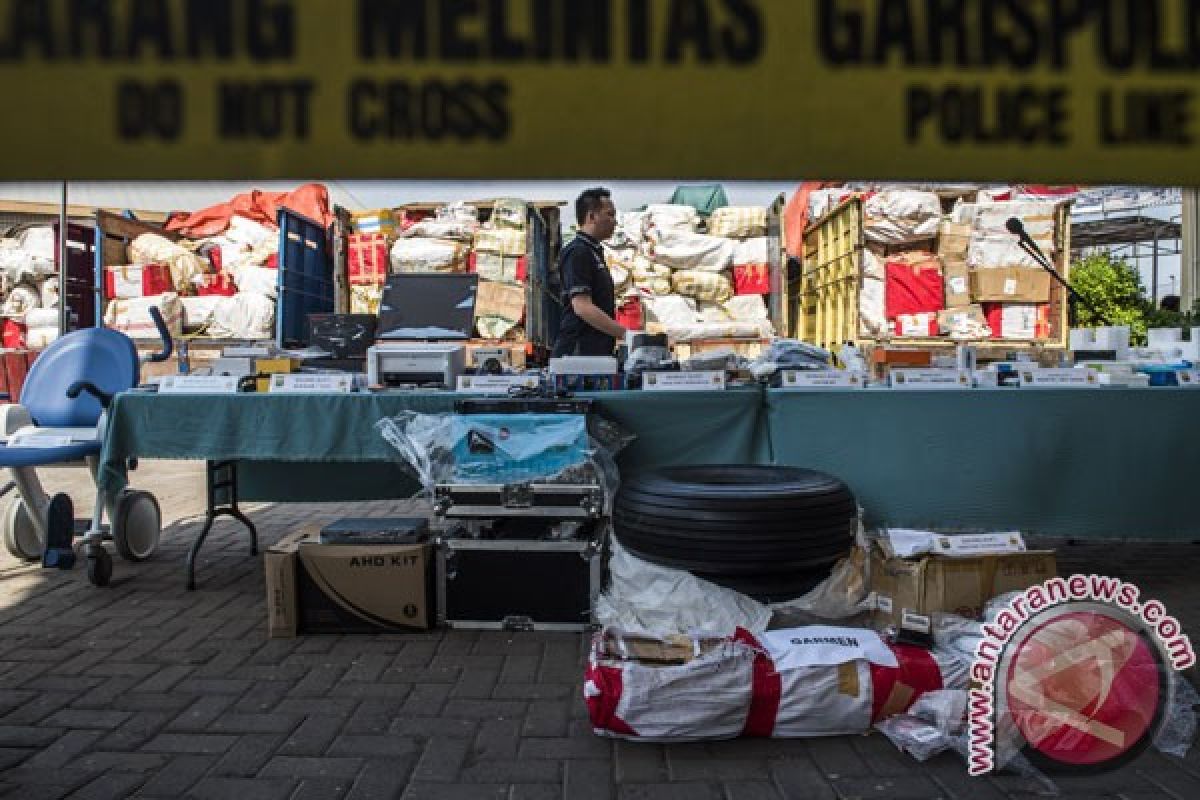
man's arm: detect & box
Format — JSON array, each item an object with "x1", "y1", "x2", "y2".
[{"x1": 571, "y1": 294, "x2": 627, "y2": 340}]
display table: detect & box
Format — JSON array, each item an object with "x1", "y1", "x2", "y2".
[
  {"x1": 98, "y1": 387, "x2": 1200, "y2": 547},
  {"x1": 765, "y1": 388, "x2": 1200, "y2": 541}
]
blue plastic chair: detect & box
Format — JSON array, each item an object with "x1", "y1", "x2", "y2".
[{"x1": 0, "y1": 309, "x2": 171, "y2": 585}]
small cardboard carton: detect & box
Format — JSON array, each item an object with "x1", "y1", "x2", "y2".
[
  {"x1": 265, "y1": 526, "x2": 434, "y2": 638},
  {"x1": 870, "y1": 547, "x2": 1057, "y2": 629},
  {"x1": 942, "y1": 258, "x2": 971, "y2": 308},
  {"x1": 938, "y1": 223, "x2": 973, "y2": 261},
  {"x1": 970, "y1": 268, "x2": 1052, "y2": 304}
]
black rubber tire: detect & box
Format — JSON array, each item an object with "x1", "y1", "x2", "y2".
[
  {"x1": 613, "y1": 465, "x2": 857, "y2": 579},
  {"x1": 87, "y1": 549, "x2": 113, "y2": 587}
]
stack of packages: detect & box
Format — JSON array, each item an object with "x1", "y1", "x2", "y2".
[
  {"x1": 0, "y1": 226, "x2": 61, "y2": 349},
  {"x1": 609, "y1": 204, "x2": 776, "y2": 341},
  {"x1": 347, "y1": 209, "x2": 399, "y2": 316},
  {"x1": 104, "y1": 215, "x2": 280, "y2": 341},
  {"x1": 858, "y1": 190, "x2": 946, "y2": 338},
  {"x1": 951, "y1": 202, "x2": 1057, "y2": 340},
  {"x1": 470, "y1": 199, "x2": 528, "y2": 341}
]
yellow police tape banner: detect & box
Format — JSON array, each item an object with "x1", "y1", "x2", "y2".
[{"x1": 1, "y1": 0, "x2": 1198, "y2": 182}]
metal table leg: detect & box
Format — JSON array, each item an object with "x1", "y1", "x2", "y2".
[{"x1": 188, "y1": 460, "x2": 257, "y2": 590}]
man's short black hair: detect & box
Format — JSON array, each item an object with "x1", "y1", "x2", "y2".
[{"x1": 577, "y1": 187, "x2": 612, "y2": 226}]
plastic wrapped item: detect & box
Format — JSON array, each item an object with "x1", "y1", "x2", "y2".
[
  {"x1": 595, "y1": 539, "x2": 772, "y2": 635},
  {"x1": 748, "y1": 339, "x2": 833, "y2": 381},
  {"x1": 404, "y1": 218, "x2": 480, "y2": 242},
  {"x1": 129, "y1": 233, "x2": 209, "y2": 293},
  {"x1": 771, "y1": 535, "x2": 875, "y2": 626},
  {"x1": 875, "y1": 712, "x2": 961, "y2": 762},
  {"x1": 378, "y1": 410, "x2": 629, "y2": 514},
  {"x1": 649, "y1": 230, "x2": 736, "y2": 272},
  {"x1": 838, "y1": 343, "x2": 868, "y2": 373},
  {"x1": 207, "y1": 292, "x2": 274, "y2": 339},
  {"x1": 683, "y1": 348, "x2": 740, "y2": 373},
  {"x1": 864, "y1": 191, "x2": 942, "y2": 245},
  {"x1": 390, "y1": 238, "x2": 469, "y2": 273},
  {"x1": 645, "y1": 204, "x2": 699, "y2": 234},
  {"x1": 708, "y1": 207, "x2": 768, "y2": 239},
  {"x1": 587, "y1": 623, "x2": 968, "y2": 742},
  {"x1": 671, "y1": 270, "x2": 734, "y2": 304},
  {"x1": 234, "y1": 266, "x2": 279, "y2": 299},
  {"x1": 2, "y1": 282, "x2": 41, "y2": 317}
]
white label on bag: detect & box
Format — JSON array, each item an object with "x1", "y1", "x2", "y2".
[
  {"x1": 159, "y1": 376, "x2": 241, "y2": 394},
  {"x1": 642, "y1": 371, "x2": 726, "y2": 391},
  {"x1": 1004, "y1": 278, "x2": 1019, "y2": 296},
  {"x1": 876, "y1": 595, "x2": 894, "y2": 614},
  {"x1": 456, "y1": 375, "x2": 539, "y2": 395},
  {"x1": 781, "y1": 371, "x2": 865, "y2": 389},
  {"x1": 931, "y1": 532, "x2": 1026, "y2": 557},
  {"x1": 901, "y1": 610, "x2": 932, "y2": 634},
  {"x1": 269, "y1": 374, "x2": 354, "y2": 393},
  {"x1": 1177, "y1": 370, "x2": 1200, "y2": 387},
  {"x1": 889, "y1": 369, "x2": 972, "y2": 390},
  {"x1": 1019, "y1": 368, "x2": 1100, "y2": 388},
  {"x1": 949, "y1": 277, "x2": 968, "y2": 294},
  {"x1": 762, "y1": 627, "x2": 898, "y2": 669}
]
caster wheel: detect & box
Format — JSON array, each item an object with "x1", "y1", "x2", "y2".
[
  {"x1": 87, "y1": 549, "x2": 112, "y2": 587},
  {"x1": 2, "y1": 493, "x2": 42, "y2": 562},
  {"x1": 113, "y1": 490, "x2": 161, "y2": 563}
]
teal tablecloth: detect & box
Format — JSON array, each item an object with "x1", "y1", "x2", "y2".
[
  {"x1": 98, "y1": 389, "x2": 766, "y2": 502},
  {"x1": 764, "y1": 388, "x2": 1200, "y2": 540},
  {"x1": 99, "y1": 387, "x2": 1200, "y2": 539}
]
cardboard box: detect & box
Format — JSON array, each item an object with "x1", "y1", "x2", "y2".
[
  {"x1": 870, "y1": 548, "x2": 1057, "y2": 629},
  {"x1": 942, "y1": 258, "x2": 971, "y2": 308},
  {"x1": 937, "y1": 305, "x2": 988, "y2": 335},
  {"x1": 475, "y1": 280, "x2": 526, "y2": 323},
  {"x1": 265, "y1": 526, "x2": 434, "y2": 638},
  {"x1": 938, "y1": 222, "x2": 973, "y2": 262},
  {"x1": 970, "y1": 268, "x2": 1052, "y2": 304}
]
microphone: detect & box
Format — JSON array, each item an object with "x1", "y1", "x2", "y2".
[{"x1": 1005, "y1": 217, "x2": 1025, "y2": 237}]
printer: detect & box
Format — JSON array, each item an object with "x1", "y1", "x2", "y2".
[{"x1": 367, "y1": 343, "x2": 467, "y2": 388}]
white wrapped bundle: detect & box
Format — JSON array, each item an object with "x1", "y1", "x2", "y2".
[
  {"x1": 104, "y1": 293, "x2": 183, "y2": 339},
  {"x1": 180, "y1": 296, "x2": 226, "y2": 333},
  {"x1": 207, "y1": 292, "x2": 275, "y2": 339},
  {"x1": 671, "y1": 270, "x2": 734, "y2": 304},
  {"x1": 234, "y1": 266, "x2": 279, "y2": 299},
  {"x1": 650, "y1": 231, "x2": 736, "y2": 273},
  {"x1": 708, "y1": 207, "x2": 768, "y2": 239},
  {"x1": 390, "y1": 238, "x2": 468, "y2": 273},
  {"x1": 3, "y1": 283, "x2": 41, "y2": 317},
  {"x1": 644, "y1": 295, "x2": 699, "y2": 330},
  {"x1": 863, "y1": 191, "x2": 942, "y2": 245},
  {"x1": 645, "y1": 204, "x2": 699, "y2": 234},
  {"x1": 129, "y1": 234, "x2": 209, "y2": 293}
]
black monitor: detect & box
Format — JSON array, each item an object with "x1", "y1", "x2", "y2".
[{"x1": 378, "y1": 274, "x2": 479, "y2": 341}]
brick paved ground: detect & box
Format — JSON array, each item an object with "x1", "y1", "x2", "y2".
[{"x1": 1, "y1": 461, "x2": 1199, "y2": 799}]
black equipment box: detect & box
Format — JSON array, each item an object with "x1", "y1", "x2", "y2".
[
  {"x1": 436, "y1": 539, "x2": 601, "y2": 632},
  {"x1": 434, "y1": 484, "x2": 604, "y2": 520},
  {"x1": 319, "y1": 517, "x2": 430, "y2": 545},
  {"x1": 308, "y1": 314, "x2": 377, "y2": 359},
  {"x1": 454, "y1": 398, "x2": 594, "y2": 415}
]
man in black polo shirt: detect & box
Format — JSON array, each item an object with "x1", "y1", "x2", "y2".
[{"x1": 552, "y1": 188, "x2": 628, "y2": 357}]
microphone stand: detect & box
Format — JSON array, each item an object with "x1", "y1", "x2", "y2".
[{"x1": 1014, "y1": 235, "x2": 1108, "y2": 328}]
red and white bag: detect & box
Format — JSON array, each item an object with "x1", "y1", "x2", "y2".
[
  {"x1": 585, "y1": 627, "x2": 966, "y2": 742},
  {"x1": 104, "y1": 263, "x2": 174, "y2": 300}
]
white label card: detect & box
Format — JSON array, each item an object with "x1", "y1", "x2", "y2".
[
  {"x1": 781, "y1": 371, "x2": 865, "y2": 390},
  {"x1": 889, "y1": 369, "x2": 972, "y2": 390},
  {"x1": 158, "y1": 376, "x2": 241, "y2": 395},
  {"x1": 456, "y1": 376, "x2": 540, "y2": 395},
  {"x1": 1004, "y1": 279, "x2": 1019, "y2": 295},
  {"x1": 642, "y1": 371, "x2": 726, "y2": 391},
  {"x1": 931, "y1": 532, "x2": 1027, "y2": 557},
  {"x1": 761, "y1": 627, "x2": 899, "y2": 669},
  {"x1": 949, "y1": 277, "x2": 968, "y2": 294},
  {"x1": 1019, "y1": 368, "x2": 1100, "y2": 388},
  {"x1": 223, "y1": 346, "x2": 273, "y2": 358},
  {"x1": 269, "y1": 374, "x2": 354, "y2": 394}
]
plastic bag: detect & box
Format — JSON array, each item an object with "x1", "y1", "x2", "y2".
[
  {"x1": 747, "y1": 339, "x2": 832, "y2": 380},
  {"x1": 377, "y1": 410, "x2": 629, "y2": 513}
]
